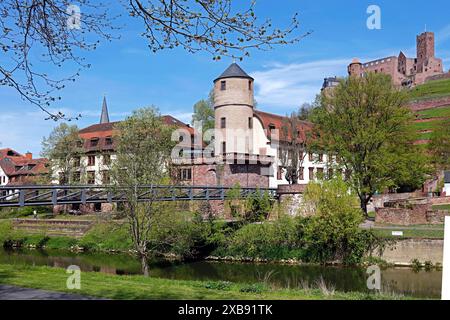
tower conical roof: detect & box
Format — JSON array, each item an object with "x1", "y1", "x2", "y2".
[
  {"x1": 100, "y1": 96, "x2": 110, "y2": 124},
  {"x1": 214, "y1": 63, "x2": 253, "y2": 82}
]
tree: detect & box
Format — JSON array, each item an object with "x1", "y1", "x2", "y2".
[
  {"x1": 280, "y1": 111, "x2": 308, "y2": 184},
  {"x1": 41, "y1": 123, "x2": 85, "y2": 184},
  {"x1": 428, "y1": 118, "x2": 450, "y2": 170},
  {"x1": 298, "y1": 102, "x2": 312, "y2": 120},
  {"x1": 301, "y1": 177, "x2": 384, "y2": 265},
  {"x1": 309, "y1": 73, "x2": 429, "y2": 217},
  {"x1": 110, "y1": 107, "x2": 175, "y2": 276},
  {"x1": 0, "y1": 0, "x2": 115, "y2": 120},
  {"x1": 2, "y1": 1, "x2": 306, "y2": 119},
  {"x1": 192, "y1": 99, "x2": 215, "y2": 132}
]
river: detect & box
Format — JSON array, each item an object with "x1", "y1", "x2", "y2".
[{"x1": 0, "y1": 248, "x2": 442, "y2": 298}]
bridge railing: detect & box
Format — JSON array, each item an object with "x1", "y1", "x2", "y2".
[{"x1": 0, "y1": 185, "x2": 277, "y2": 207}]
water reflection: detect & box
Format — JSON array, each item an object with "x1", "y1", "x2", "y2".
[{"x1": 0, "y1": 248, "x2": 441, "y2": 298}]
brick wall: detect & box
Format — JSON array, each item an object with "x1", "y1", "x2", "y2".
[
  {"x1": 191, "y1": 163, "x2": 270, "y2": 188},
  {"x1": 408, "y1": 96, "x2": 450, "y2": 111}
]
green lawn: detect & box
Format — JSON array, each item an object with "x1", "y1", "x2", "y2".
[
  {"x1": 409, "y1": 78, "x2": 450, "y2": 101},
  {"x1": 411, "y1": 120, "x2": 442, "y2": 131},
  {"x1": 371, "y1": 227, "x2": 444, "y2": 239},
  {"x1": 0, "y1": 264, "x2": 408, "y2": 300},
  {"x1": 432, "y1": 204, "x2": 450, "y2": 211},
  {"x1": 416, "y1": 105, "x2": 450, "y2": 119}
]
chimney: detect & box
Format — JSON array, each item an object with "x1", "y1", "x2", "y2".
[{"x1": 25, "y1": 152, "x2": 32, "y2": 160}]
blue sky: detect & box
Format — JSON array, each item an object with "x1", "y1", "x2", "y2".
[{"x1": 1, "y1": 0, "x2": 449, "y2": 155}]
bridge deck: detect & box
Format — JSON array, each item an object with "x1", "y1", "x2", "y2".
[{"x1": 0, "y1": 185, "x2": 277, "y2": 208}]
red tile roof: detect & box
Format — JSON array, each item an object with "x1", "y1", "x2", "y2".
[
  {"x1": 78, "y1": 115, "x2": 197, "y2": 152},
  {"x1": 254, "y1": 110, "x2": 313, "y2": 142},
  {"x1": 0, "y1": 149, "x2": 48, "y2": 184}
]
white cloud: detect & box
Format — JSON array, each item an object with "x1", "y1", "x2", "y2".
[{"x1": 251, "y1": 59, "x2": 350, "y2": 109}]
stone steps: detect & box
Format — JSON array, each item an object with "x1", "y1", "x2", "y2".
[{"x1": 12, "y1": 219, "x2": 93, "y2": 238}]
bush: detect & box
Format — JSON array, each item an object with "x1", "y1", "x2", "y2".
[
  {"x1": 300, "y1": 178, "x2": 384, "y2": 265},
  {"x1": 23, "y1": 234, "x2": 49, "y2": 248},
  {"x1": 216, "y1": 216, "x2": 304, "y2": 260},
  {"x1": 244, "y1": 190, "x2": 274, "y2": 223},
  {"x1": 204, "y1": 281, "x2": 232, "y2": 291}
]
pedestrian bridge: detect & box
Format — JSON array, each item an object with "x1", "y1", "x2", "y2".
[{"x1": 0, "y1": 185, "x2": 277, "y2": 208}]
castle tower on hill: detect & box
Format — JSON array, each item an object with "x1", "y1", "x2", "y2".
[
  {"x1": 213, "y1": 63, "x2": 255, "y2": 156},
  {"x1": 348, "y1": 31, "x2": 444, "y2": 86}
]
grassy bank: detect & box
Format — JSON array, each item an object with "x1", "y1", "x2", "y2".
[
  {"x1": 408, "y1": 78, "x2": 450, "y2": 101},
  {"x1": 0, "y1": 263, "x2": 410, "y2": 300}
]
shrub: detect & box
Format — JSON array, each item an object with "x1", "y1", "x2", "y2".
[
  {"x1": 204, "y1": 281, "x2": 232, "y2": 291},
  {"x1": 239, "y1": 283, "x2": 266, "y2": 293},
  {"x1": 225, "y1": 183, "x2": 245, "y2": 218},
  {"x1": 23, "y1": 234, "x2": 49, "y2": 248},
  {"x1": 218, "y1": 216, "x2": 304, "y2": 260},
  {"x1": 244, "y1": 190, "x2": 274, "y2": 223},
  {"x1": 300, "y1": 178, "x2": 386, "y2": 265}
]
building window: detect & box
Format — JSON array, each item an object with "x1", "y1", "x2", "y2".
[
  {"x1": 308, "y1": 153, "x2": 313, "y2": 161},
  {"x1": 87, "y1": 171, "x2": 96, "y2": 185},
  {"x1": 317, "y1": 168, "x2": 324, "y2": 179},
  {"x1": 277, "y1": 166, "x2": 283, "y2": 180},
  {"x1": 88, "y1": 155, "x2": 96, "y2": 166},
  {"x1": 102, "y1": 171, "x2": 110, "y2": 184},
  {"x1": 220, "y1": 117, "x2": 226, "y2": 129},
  {"x1": 220, "y1": 80, "x2": 226, "y2": 91},
  {"x1": 248, "y1": 117, "x2": 253, "y2": 129},
  {"x1": 248, "y1": 80, "x2": 252, "y2": 90},
  {"x1": 73, "y1": 157, "x2": 81, "y2": 167},
  {"x1": 222, "y1": 141, "x2": 226, "y2": 154},
  {"x1": 90, "y1": 138, "x2": 99, "y2": 147},
  {"x1": 179, "y1": 168, "x2": 192, "y2": 181},
  {"x1": 103, "y1": 154, "x2": 111, "y2": 165},
  {"x1": 72, "y1": 172, "x2": 81, "y2": 184},
  {"x1": 105, "y1": 136, "x2": 113, "y2": 145},
  {"x1": 299, "y1": 167, "x2": 304, "y2": 180},
  {"x1": 328, "y1": 168, "x2": 334, "y2": 180},
  {"x1": 58, "y1": 172, "x2": 66, "y2": 185},
  {"x1": 318, "y1": 153, "x2": 323, "y2": 162}
]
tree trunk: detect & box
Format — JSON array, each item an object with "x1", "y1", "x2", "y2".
[
  {"x1": 359, "y1": 195, "x2": 368, "y2": 218},
  {"x1": 140, "y1": 254, "x2": 149, "y2": 277}
]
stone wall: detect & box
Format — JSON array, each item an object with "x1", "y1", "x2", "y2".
[
  {"x1": 429, "y1": 196, "x2": 450, "y2": 205},
  {"x1": 277, "y1": 184, "x2": 307, "y2": 216},
  {"x1": 375, "y1": 205, "x2": 429, "y2": 225},
  {"x1": 425, "y1": 71, "x2": 450, "y2": 82},
  {"x1": 378, "y1": 239, "x2": 443, "y2": 264},
  {"x1": 408, "y1": 96, "x2": 450, "y2": 111}
]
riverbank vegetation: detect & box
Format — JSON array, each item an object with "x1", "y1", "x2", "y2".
[
  {"x1": 0, "y1": 263, "x2": 411, "y2": 300},
  {"x1": 0, "y1": 178, "x2": 389, "y2": 267}
]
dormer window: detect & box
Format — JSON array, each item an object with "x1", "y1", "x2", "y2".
[
  {"x1": 220, "y1": 80, "x2": 226, "y2": 91},
  {"x1": 105, "y1": 136, "x2": 113, "y2": 145},
  {"x1": 90, "y1": 138, "x2": 99, "y2": 147}
]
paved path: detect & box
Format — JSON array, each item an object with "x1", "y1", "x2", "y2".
[{"x1": 0, "y1": 285, "x2": 100, "y2": 300}]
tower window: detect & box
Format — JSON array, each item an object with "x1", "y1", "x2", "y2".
[
  {"x1": 221, "y1": 142, "x2": 226, "y2": 154},
  {"x1": 220, "y1": 80, "x2": 226, "y2": 91},
  {"x1": 248, "y1": 80, "x2": 252, "y2": 90},
  {"x1": 248, "y1": 117, "x2": 253, "y2": 129},
  {"x1": 220, "y1": 117, "x2": 226, "y2": 128}
]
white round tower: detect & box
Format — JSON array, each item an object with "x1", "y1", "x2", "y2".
[{"x1": 213, "y1": 63, "x2": 254, "y2": 156}]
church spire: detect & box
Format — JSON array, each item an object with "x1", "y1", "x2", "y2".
[{"x1": 100, "y1": 96, "x2": 110, "y2": 124}]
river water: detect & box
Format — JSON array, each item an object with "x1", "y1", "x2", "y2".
[{"x1": 0, "y1": 248, "x2": 442, "y2": 298}]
